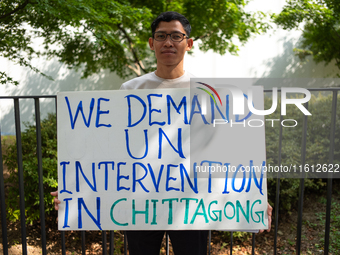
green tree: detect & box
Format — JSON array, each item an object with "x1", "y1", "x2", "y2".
[
  {"x1": 273, "y1": 0, "x2": 340, "y2": 73},
  {"x1": 1, "y1": 0, "x2": 270, "y2": 85}
]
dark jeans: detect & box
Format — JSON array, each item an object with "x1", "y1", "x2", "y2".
[{"x1": 126, "y1": 230, "x2": 209, "y2": 255}]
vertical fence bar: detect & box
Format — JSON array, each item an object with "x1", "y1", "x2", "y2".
[
  {"x1": 166, "y1": 233, "x2": 169, "y2": 255},
  {"x1": 34, "y1": 98, "x2": 47, "y2": 255},
  {"x1": 324, "y1": 178, "x2": 333, "y2": 255},
  {"x1": 14, "y1": 98, "x2": 27, "y2": 255},
  {"x1": 55, "y1": 96, "x2": 66, "y2": 255},
  {"x1": 124, "y1": 231, "x2": 127, "y2": 255},
  {"x1": 61, "y1": 231, "x2": 66, "y2": 255},
  {"x1": 252, "y1": 233, "x2": 255, "y2": 255},
  {"x1": 274, "y1": 114, "x2": 283, "y2": 255},
  {"x1": 81, "y1": 231, "x2": 86, "y2": 255},
  {"x1": 0, "y1": 123, "x2": 8, "y2": 255},
  {"x1": 324, "y1": 90, "x2": 338, "y2": 255},
  {"x1": 296, "y1": 102, "x2": 308, "y2": 255},
  {"x1": 208, "y1": 230, "x2": 211, "y2": 255},
  {"x1": 109, "y1": 231, "x2": 114, "y2": 255},
  {"x1": 102, "y1": 231, "x2": 107, "y2": 255},
  {"x1": 230, "y1": 231, "x2": 233, "y2": 255}
]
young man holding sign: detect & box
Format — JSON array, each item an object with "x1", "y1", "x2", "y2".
[{"x1": 53, "y1": 11, "x2": 272, "y2": 255}]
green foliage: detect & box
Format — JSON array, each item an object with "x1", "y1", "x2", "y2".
[
  {"x1": 328, "y1": 201, "x2": 340, "y2": 252},
  {"x1": 273, "y1": 0, "x2": 340, "y2": 73},
  {"x1": 220, "y1": 230, "x2": 251, "y2": 244},
  {"x1": 1, "y1": 0, "x2": 270, "y2": 85},
  {"x1": 315, "y1": 197, "x2": 340, "y2": 252},
  {"x1": 3, "y1": 113, "x2": 58, "y2": 224},
  {"x1": 113, "y1": 231, "x2": 125, "y2": 255},
  {"x1": 265, "y1": 92, "x2": 340, "y2": 212},
  {"x1": 1, "y1": 135, "x2": 16, "y2": 153}
]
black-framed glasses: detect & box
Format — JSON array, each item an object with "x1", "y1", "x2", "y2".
[{"x1": 153, "y1": 32, "x2": 187, "y2": 42}]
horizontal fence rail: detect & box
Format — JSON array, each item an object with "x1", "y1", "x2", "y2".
[{"x1": 0, "y1": 88, "x2": 339, "y2": 254}]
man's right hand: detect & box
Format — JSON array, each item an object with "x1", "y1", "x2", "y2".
[{"x1": 50, "y1": 191, "x2": 61, "y2": 210}]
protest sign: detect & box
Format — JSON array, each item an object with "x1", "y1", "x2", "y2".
[{"x1": 57, "y1": 85, "x2": 268, "y2": 231}]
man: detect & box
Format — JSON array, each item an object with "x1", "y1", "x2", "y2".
[{"x1": 52, "y1": 11, "x2": 272, "y2": 255}]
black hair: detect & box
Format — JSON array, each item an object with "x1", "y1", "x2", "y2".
[{"x1": 151, "y1": 11, "x2": 191, "y2": 37}]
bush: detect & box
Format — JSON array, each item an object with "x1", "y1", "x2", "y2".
[{"x1": 3, "y1": 113, "x2": 58, "y2": 224}]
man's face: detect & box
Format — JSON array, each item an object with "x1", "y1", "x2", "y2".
[{"x1": 149, "y1": 20, "x2": 193, "y2": 68}]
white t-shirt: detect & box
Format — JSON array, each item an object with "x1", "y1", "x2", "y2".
[{"x1": 120, "y1": 71, "x2": 194, "y2": 90}]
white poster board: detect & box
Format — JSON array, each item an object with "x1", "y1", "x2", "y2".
[{"x1": 57, "y1": 86, "x2": 268, "y2": 231}]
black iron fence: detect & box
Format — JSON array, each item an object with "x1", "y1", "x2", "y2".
[{"x1": 0, "y1": 88, "x2": 339, "y2": 255}]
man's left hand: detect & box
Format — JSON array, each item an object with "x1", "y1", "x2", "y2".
[{"x1": 259, "y1": 203, "x2": 272, "y2": 233}]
